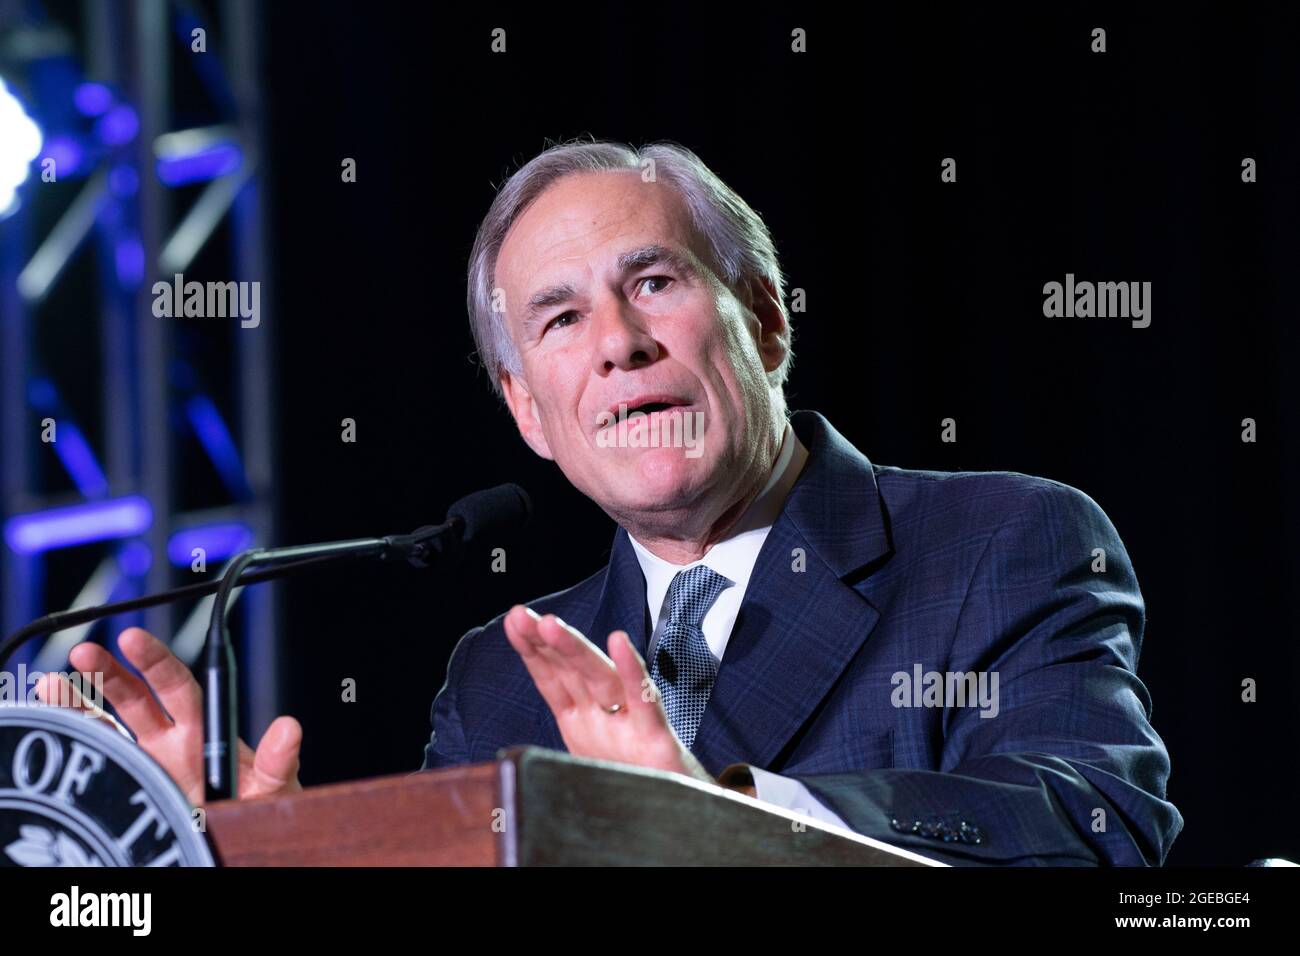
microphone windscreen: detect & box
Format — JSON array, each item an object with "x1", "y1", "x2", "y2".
[{"x1": 447, "y1": 483, "x2": 532, "y2": 546}]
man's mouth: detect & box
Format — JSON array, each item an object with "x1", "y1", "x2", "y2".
[{"x1": 607, "y1": 395, "x2": 693, "y2": 424}]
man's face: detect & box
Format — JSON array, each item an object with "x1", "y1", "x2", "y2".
[{"x1": 495, "y1": 170, "x2": 786, "y2": 528}]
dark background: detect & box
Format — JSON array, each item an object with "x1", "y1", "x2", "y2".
[{"x1": 21, "y1": 2, "x2": 1293, "y2": 866}]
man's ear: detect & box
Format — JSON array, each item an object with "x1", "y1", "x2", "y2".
[
  {"x1": 500, "y1": 367, "x2": 555, "y2": 461},
  {"x1": 740, "y1": 274, "x2": 789, "y2": 375}
]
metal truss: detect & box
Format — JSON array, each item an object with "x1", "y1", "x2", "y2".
[{"x1": 0, "y1": 0, "x2": 279, "y2": 734}]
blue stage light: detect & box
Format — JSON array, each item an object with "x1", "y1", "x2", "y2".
[
  {"x1": 157, "y1": 143, "x2": 242, "y2": 186},
  {"x1": 27, "y1": 377, "x2": 58, "y2": 408},
  {"x1": 167, "y1": 523, "x2": 254, "y2": 567},
  {"x1": 0, "y1": 77, "x2": 43, "y2": 218},
  {"x1": 115, "y1": 236, "x2": 145, "y2": 287},
  {"x1": 96, "y1": 103, "x2": 138, "y2": 146},
  {"x1": 42, "y1": 135, "x2": 84, "y2": 178},
  {"x1": 26, "y1": 377, "x2": 111, "y2": 496},
  {"x1": 117, "y1": 540, "x2": 153, "y2": 577},
  {"x1": 4, "y1": 496, "x2": 153, "y2": 555},
  {"x1": 51, "y1": 422, "x2": 111, "y2": 497},
  {"x1": 185, "y1": 396, "x2": 252, "y2": 499},
  {"x1": 108, "y1": 163, "x2": 139, "y2": 197},
  {"x1": 73, "y1": 82, "x2": 114, "y2": 117}
]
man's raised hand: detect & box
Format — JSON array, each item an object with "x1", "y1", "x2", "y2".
[
  {"x1": 34, "y1": 627, "x2": 302, "y2": 806},
  {"x1": 502, "y1": 605, "x2": 715, "y2": 785}
]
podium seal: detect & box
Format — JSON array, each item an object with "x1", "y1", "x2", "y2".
[{"x1": 0, "y1": 705, "x2": 214, "y2": 867}]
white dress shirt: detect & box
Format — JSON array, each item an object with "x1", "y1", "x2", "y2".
[{"x1": 628, "y1": 421, "x2": 854, "y2": 831}]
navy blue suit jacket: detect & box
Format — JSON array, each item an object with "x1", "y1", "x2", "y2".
[{"x1": 421, "y1": 410, "x2": 1183, "y2": 866}]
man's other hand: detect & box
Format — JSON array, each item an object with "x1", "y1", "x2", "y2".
[
  {"x1": 34, "y1": 627, "x2": 302, "y2": 806},
  {"x1": 503, "y1": 605, "x2": 717, "y2": 787}
]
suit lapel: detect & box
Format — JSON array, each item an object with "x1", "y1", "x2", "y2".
[
  {"x1": 691, "y1": 410, "x2": 895, "y2": 776},
  {"x1": 586, "y1": 528, "x2": 652, "y2": 660}
]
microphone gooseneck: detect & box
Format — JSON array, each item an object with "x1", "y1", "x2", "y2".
[
  {"x1": 201, "y1": 483, "x2": 532, "y2": 801},
  {"x1": 0, "y1": 484, "x2": 533, "y2": 803}
]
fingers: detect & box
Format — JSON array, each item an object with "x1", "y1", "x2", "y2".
[
  {"x1": 239, "y1": 716, "x2": 303, "y2": 799},
  {"x1": 503, "y1": 606, "x2": 575, "y2": 711},
  {"x1": 113, "y1": 628, "x2": 203, "y2": 730},
  {"x1": 504, "y1": 606, "x2": 627, "y2": 716},
  {"x1": 534, "y1": 613, "x2": 623, "y2": 710},
  {"x1": 607, "y1": 630, "x2": 671, "y2": 735},
  {"x1": 36, "y1": 629, "x2": 300, "y2": 806},
  {"x1": 63, "y1": 631, "x2": 179, "y2": 741}
]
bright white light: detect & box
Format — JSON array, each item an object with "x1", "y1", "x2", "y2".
[{"x1": 0, "y1": 77, "x2": 43, "y2": 218}]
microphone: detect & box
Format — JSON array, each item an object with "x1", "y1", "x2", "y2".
[
  {"x1": 384, "y1": 481, "x2": 533, "y2": 568},
  {"x1": 202, "y1": 483, "x2": 531, "y2": 800}
]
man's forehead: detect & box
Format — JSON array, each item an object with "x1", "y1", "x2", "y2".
[{"x1": 498, "y1": 172, "x2": 696, "y2": 286}]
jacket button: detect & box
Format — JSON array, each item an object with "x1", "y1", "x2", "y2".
[
  {"x1": 892, "y1": 815, "x2": 984, "y2": 844},
  {"x1": 889, "y1": 816, "x2": 921, "y2": 835}
]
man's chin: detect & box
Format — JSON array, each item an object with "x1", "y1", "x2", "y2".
[
  {"x1": 636, "y1": 442, "x2": 711, "y2": 485},
  {"x1": 598, "y1": 446, "x2": 712, "y2": 511}
]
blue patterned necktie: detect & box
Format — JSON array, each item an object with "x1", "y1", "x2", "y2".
[{"x1": 649, "y1": 564, "x2": 732, "y2": 750}]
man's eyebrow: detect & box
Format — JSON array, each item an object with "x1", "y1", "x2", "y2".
[
  {"x1": 521, "y1": 245, "x2": 700, "y2": 333},
  {"x1": 614, "y1": 244, "x2": 700, "y2": 277},
  {"x1": 523, "y1": 282, "x2": 580, "y2": 329}
]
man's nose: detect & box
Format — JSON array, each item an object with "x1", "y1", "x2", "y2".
[{"x1": 591, "y1": 299, "x2": 659, "y2": 374}]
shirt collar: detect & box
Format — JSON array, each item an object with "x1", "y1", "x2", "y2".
[{"x1": 628, "y1": 420, "x2": 807, "y2": 618}]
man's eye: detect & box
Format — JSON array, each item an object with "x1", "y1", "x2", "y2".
[
  {"x1": 546, "y1": 311, "x2": 578, "y2": 332},
  {"x1": 636, "y1": 275, "x2": 673, "y2": 296}
]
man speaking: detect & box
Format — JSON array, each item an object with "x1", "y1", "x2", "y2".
[{"x1": 40, "y1": 138, "x2": 1183, "y2": 867}]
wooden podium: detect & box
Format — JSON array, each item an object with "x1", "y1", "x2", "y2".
[{"x1": 203, "y1": 746, "x2": 944, "y2": 866}]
